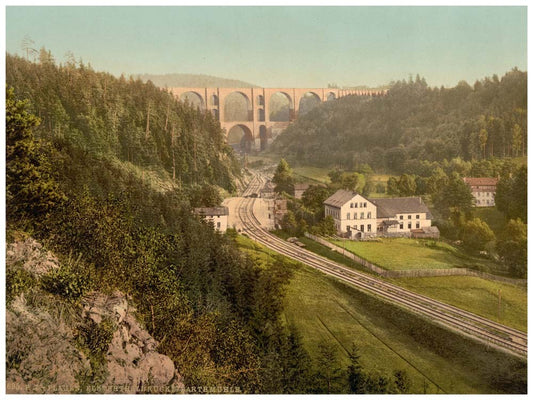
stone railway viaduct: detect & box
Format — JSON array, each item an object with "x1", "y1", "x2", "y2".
[{"x1": 169, "y1": 87, "x2": 385, "y2": 151}]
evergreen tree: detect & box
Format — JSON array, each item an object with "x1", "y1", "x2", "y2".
[
  {"x1": 6, "y1": 87, "x2": 65, "y2": 224},
  {"x1": 347, "y1": 344, "x2": 365, "y2": 393},
  {"x1": 272, "y1": 159, "x2": 295, "y2": 195},
  {"x1": 497, "y1": 219, "x2": 527, "y2": 278},
  {"x1": 314, "y1": 341, "x2": 343, "y2": 393},
  {"x1": 432, "y1": 173, "x2": 474, "y2": 220}
]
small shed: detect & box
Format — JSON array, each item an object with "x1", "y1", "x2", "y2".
[
  {"x1": 293, "y1": 183, "x2": 310, "y2": 199},
  {"x1": 411, "y1": 226, "x2": 440, "y2": 239},
  {"x1": 194, "y1": 206, "x2": 229, "y2": 232}
]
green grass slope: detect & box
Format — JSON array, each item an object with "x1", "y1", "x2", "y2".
[
  {"x1": 236, "y1": 234, "x2": 526, "y2": 394},
  {"x1": 331, "y1": 238, "x2": 500, "y2": 272},
  {"x1": 283, "y1": 265, "x2": 526, "y2": 394}
]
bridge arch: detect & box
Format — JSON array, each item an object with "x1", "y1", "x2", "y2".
[
  {"x1": 224, "y1": 91, "x2": 252, "y2": 122},
  {"x1": 227, "y1": 124, "x2": 254, "y2": 153},
  {"x1": 298, "y1": 91, "x2": 321, "y2": 116},
  {"x1": 269, "y1": 91, "x2": 293, "y2": 122},
  {"x1": 180, "y1": 91, "x2": 204, "y2": 110},
  {"x1": 327, "y1": 92, "x2": 336, "y2": 101}
]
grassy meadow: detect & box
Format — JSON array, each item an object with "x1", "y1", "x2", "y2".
[
  {"x1": 299, "y1": 235, "x2": 526, "y2": 332},
  {"x1": 330, "y1": 237, "x2": 500, "y2": 272},
  {"x1": 235, "y1": 234, "x2": 526, "y2": 394},
  {"x1": 292, "y1": 166, "x2": 332, "y2": 183},
  {"x1": 283, "y1": 265, "x2": 526, "y2": 394},
  {"x1": 391, "y1": 275, "x2": 527, "y2": 332}
]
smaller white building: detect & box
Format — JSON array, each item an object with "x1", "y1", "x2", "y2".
[
  {"x1": 194, "y1": 206, "x2": 229, "y2": 232},
  {"x1": 372, "y1": 197, "x2": 433, "y2": 236},
  {"x1": 463, "y1": 177, "x2": 498, "y2": 207}
]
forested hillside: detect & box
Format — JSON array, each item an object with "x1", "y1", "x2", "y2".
[
  {"x1": 271, "y1": 71, "x2": 527, "y2": 171},
  {"x1": 6, "y1": 53, "x2": 240, "y2": 193},
  {"x1": 6, "y1": 53, "x2": 309, "y2": 393}
]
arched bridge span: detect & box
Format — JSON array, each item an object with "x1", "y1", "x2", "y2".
[{"x1": 169, "y1": 87, "x2": 386, "y2": 151}]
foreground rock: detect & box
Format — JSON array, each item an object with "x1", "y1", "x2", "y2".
[{"x1": 6, "y1": 238, "x2": 183, "y2": 394}]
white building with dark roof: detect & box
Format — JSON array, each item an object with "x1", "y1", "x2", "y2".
[
  {"x1": 372, "y1": 197, "x2": 433, "y2": 235},
  {"x1": 324, "y1": 190, "x2": 437, "y2": 239},
  {"x1": 463, "y1": 177, "x2": 498, "y2": 207},
  {"x1": 324, "y1": 190, "x2": 377, "y2": 238},
  {"x1": 194, "y1": 206, "x2": 229, "y2": 232}
]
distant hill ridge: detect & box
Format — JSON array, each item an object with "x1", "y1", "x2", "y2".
[{"x1": 135, "y1": 73, "x2": 258, "y2": 88}]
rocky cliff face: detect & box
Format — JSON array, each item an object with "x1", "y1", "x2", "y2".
[{"x1": 6, "y1": 238, "x2": 183, "y2": 394}]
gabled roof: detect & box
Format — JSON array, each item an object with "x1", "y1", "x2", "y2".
[
  {"x1": 324, "y1": 189, "x2": 364, "y2": 208},
  {"x1": 370, "y1": 197, "x2": 431, "y2": 218},
  {"x1": 194, "y1": 206, "x2": 229, "y2": 217},
  {"x1": 294, "y1": 183, "x2": 310, "y2": 190},
  {"x1": 463, "y1": 177, "x2": 499, "y2": 187}
]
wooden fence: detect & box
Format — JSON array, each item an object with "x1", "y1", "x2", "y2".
[{"x1": 304, "y1": 233, "x2": 526, "y2": 286}]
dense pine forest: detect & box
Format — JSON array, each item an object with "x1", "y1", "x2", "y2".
[
  {"x1": 6, "y1": 52, "x2": 240, "y2": 193},
  {"x1": 271, "y1": 71, "x2": 527, "y2": 171}
]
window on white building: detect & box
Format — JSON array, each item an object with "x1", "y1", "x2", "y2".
[
  {"x1": 354, "y1": 213, "x2": 358, "y2": 220},
  {"x1": 360, "y1": 225, "x2": 364, "y2": 232},
  {"x1": 416, "y1": 222, "x2": 420, "y2": 228},
  {"x1": 347, "y1": 213, "x2": 350, "y2": 219},
  {"x1": 367, "y1": 212, "x2": 371, "y2": 218},
  {"x1": 400, "y1": 223, "x2": 404, "y2": 229},
  {"x1": 416, "y1": 214, "x2": 420, "y2": 219},
  {"x1": 399, "y1": 215, "x2": 403, "y2": 220},
  {"x1": 360, "y1": 212, "x2": 364, "y2": 219},
  {"x1": 408, "y1": 223, "x2": 411, "y2": 229},
  {"x1": 408, "y1": 215, "x2": 411, "y2": 220},
  {"x1": 367, "y1": 224, "x2": 371, "y2": 232}
]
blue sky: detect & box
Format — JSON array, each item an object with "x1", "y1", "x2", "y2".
[{"x1": 5, "y1": 6, "x2": 527, "y2": 88}]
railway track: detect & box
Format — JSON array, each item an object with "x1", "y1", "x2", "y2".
[{"x1": 236, "y1": 174, "x2": 527, "y2": 360}]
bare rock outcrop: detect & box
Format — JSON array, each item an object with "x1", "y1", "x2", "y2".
[
  {"x1": 83, "y1": 291, "x2": 183, "y2": 393},
  {"x1": 6, "y1": 237, "x2": 59, "y2": 277},
  {"x1": 6, "y1": 238, "x2": 184, "y2": 394}
]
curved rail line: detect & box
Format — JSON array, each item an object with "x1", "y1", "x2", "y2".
[{"x1": 237, "y1": 173, "x2": 527, "y2": 359}]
